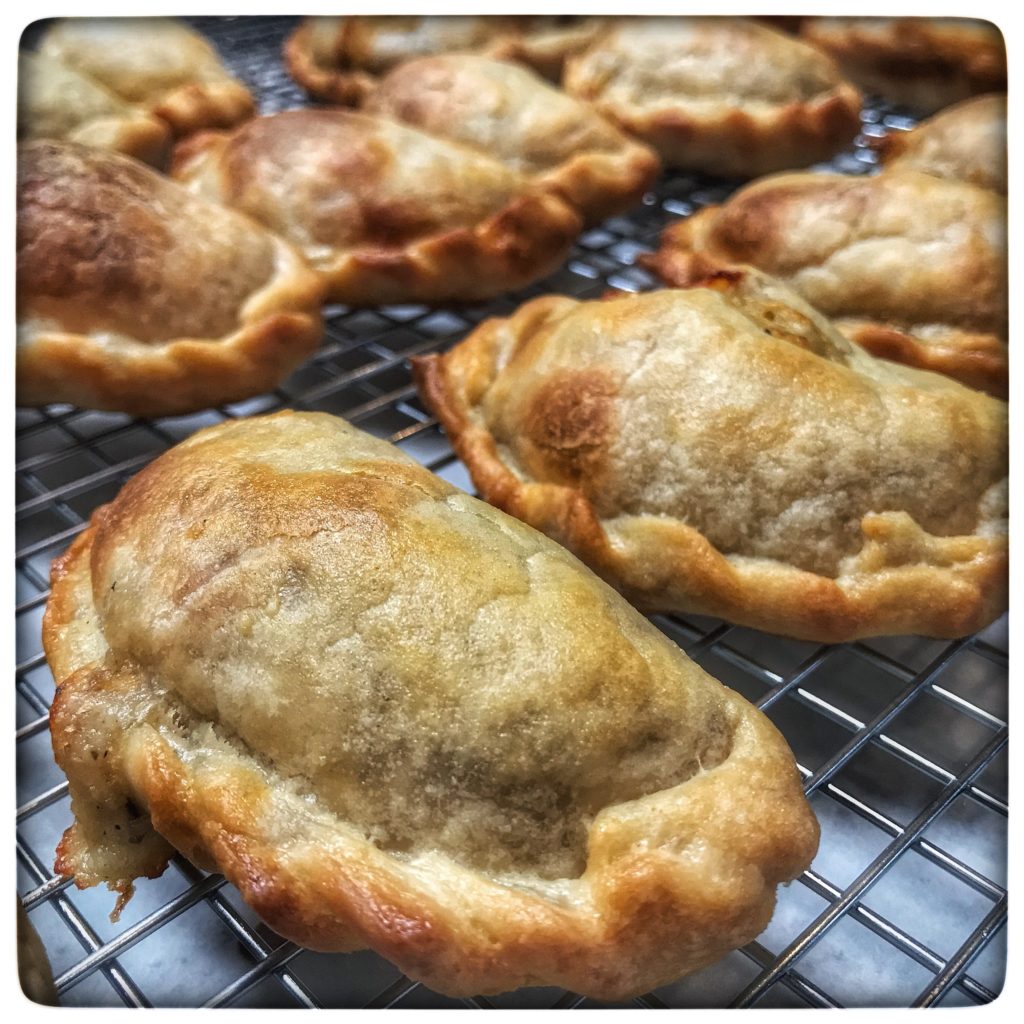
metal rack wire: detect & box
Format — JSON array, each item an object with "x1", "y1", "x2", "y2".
[{"x1": 15, "y1": 15, "x2": 1008, "y2": 1009}]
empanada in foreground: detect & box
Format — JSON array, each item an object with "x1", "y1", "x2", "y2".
[
  {"x1": 17, "y1": 141, "x2": 324, "y2": 417},
  {"x1": 172, "y1": 109, "x2": 582, "y2": 306},
  {"x1": 45, "y1": 411, "x2": 818, "y2": 999},
  {"x1": 358, "y1": 55, "x2": 660, "y2": 225},
  {"x1": 649, "y1": 170, "x2": 1007, "y2": 396},
  {"x1": 563, "y1": 17, "x2": 862, "y2": 179},
  {"x1": 415, "y1": 273, "x2": 1007, "y2": 643}
]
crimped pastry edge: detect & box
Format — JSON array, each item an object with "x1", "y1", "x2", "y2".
[
  {"x1": 412, "y1": 298, "x2": 1007, "y2": 644},
  {"x1": 44, "y1": 437, "x2": 818, "y2": 1000},
  {"x1": 150, "y1": 79, "x2": 256, "y2": 137}
]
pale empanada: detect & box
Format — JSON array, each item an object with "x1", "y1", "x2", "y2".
[
  {"x1": 18, "y1": 51, "x2": 170, "y2": 167},
  {"x1": 285, "y1": 14, "x2": 604, "y2": 102},
  {"x1": 800, "y1": 17, "x2": 1006, "y2": 115},
  {"x1": 37, "y1": 17, "x2": 255, "y2": 137},
  {"x1": 171, "y1": 109, "x2": 582, "y2": 306},
  {"x1": 874, "y1": 94, "x2": 1006, "y2": 194},
  {"x1": 45, "y1": 410, "x2": 818, "y2": 999},
  {"x1": 562, "y1": 17, "x2": 862, "y2": 179},
  {"x1": 17, "y1": 141, "x2": 324, "y2": 417},
  {"x1": 359, "y1": 55, "x2": 660, "y2": 225},
  {"x1": 414, "y1": 272, "x2": 1007, "y2": 643},
  {"x1": 649, "y1": 170, "x2": 1007, "y2": 396}
]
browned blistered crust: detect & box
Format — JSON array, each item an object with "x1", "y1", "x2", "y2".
[
  {"x1": 16, "y1": 141, "x2": 324, "y2": 417},
  {"x1": 800, "y1": 17, "x2": 1006, "y2": 114},
  {"x1": 45, "y1": 411, "x2": 818, "y2": 999},
  {"x1": 413, "y1": 284, "x2": 1007, "y2": 644},
  {"x1": 647, "y1": 169, "x2": 1008, "y2": 397}
]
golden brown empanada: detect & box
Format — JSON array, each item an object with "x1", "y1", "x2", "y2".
[
  {"x1": 285, "y1": 14, "x2": 604, "y2": 102},
  {"x1": 171, "y1": 109, "x2": 582, "y2": 306},
  {"x1": 359, "y1": 55, "x2": 660, "y2": 225},
  {"x1": 45, "y1": 410, "x2": 818, "y2": 999},
  {"x1": 17, "y1": 141, "x2": 324, "y2": 417},
  {"x1": 414, "y1": 272, "x2": 1007, "y2": 643},
  {"x1": 562, "y1": 17, "x2": 862, "y2": 179},
  {"x1": 800, "y1": 17, "x2": 1006, "y2": 115},
  {"x1": 648, "y1": 170, "x2": 1007, "y2": 396},
  {"x1": 874, "y1": 94, "x2": 1006, "y2": 194},
  {"x1": 37, "y1": 17, "x2": 255, "y2": 137},
  {"x1": 18, "y1": 51, "x2": 170, "y2": 167}
]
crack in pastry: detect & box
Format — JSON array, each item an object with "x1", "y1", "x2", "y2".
[
  {"x1": 18, "y1": 51, "x2": 170, "y2": 168},
  {"x1": 873, "y1": 94, "x2": 1006, "y2": 195},
  {"x1": 45, "y1": 410, "x2": 818, "y2": 998},
  {"x1": 647, "y1": 169, "x2": 1008, "y2": 397},
  {"x1": 171, "y1": 109, "x2": 583, "y2": 306},
  {"x1": 285, "y1": 15, "x2": 606, "y2": 101},
  {"x1": 799, "y1": 17, "x2": 1006, "y2": 115},
  {"x1": 562, "y1": 17, "x2": 862, "y2": 179},
  {"x1": 36, "y1": 17, "x2": 255, "y2": 137},
  {"x1": 413, "y1": 273, "x2": 1007, "y2": 643},
  {"x1": 17, "y1": 141, "x2": 324, "y2": 417}
]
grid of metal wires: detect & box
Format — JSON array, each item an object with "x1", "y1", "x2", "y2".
[{"x1": 15, "y1": 15, "x2": 1008, "y2": 1010}]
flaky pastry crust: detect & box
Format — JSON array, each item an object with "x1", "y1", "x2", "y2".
[
  {"x1": 800, "y1": 17, "x2": 1006, "y2": 115},
  {"x1": 414, "y1": 275, "x2": 1007, "y2": 643},
  {"x1": 18, "y1": 51, "x2": 170, "y2": 168},
  {"x1": 45, "y1": 411, "x2": 817, "y2": 999},
  {"x1": 17, "y1": 141, "x2": 324, "y2": 417},
  {"x1": 648, "y1": 170, "x2": 1007, "y2": 396},
  {"x1": 563, "y1": 17, "x2": 862, "y2": 179},
  {"x1": 359, "y1": 55, "x2": 660, "y2": 225},
  {"x1": 874, "y1": 94, "x2": 1006, "y2": 194},
  {"x1": 171, "y1": 109, "x2": 582, "y2": 306},
  {"x1": 38, "y1": 17, "x2": 255, "y2": 137}
]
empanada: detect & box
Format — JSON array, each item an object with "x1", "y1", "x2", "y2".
[
  {"x1": 37, "y1": 17, "x2": 255, "y2": 137},
  {"x1": 17, "y1": 141, "x2": 324, "y2": 417},
  {"x1": 359, "y1": 55, "x2": 660, "y2": 225},
  {"x1": 45, "y1": 410, "x2": 818, "y2": 999},
  {"x1": 414, "y1": 272, "x2": 1007, "y2": 643},
  {"x1": 171, "y1": 109, "x2": 582, "y2": 306},
  {"x1": 562, "y1": 17, "x2": 862, "y2": 179},
  {"x1": 285, "y1": 14, "x2": 604, "y2": 102},
  {"x1": 800, "y1": 17, "x2": 1006, "y2": 115},
  {"x1": 874, "y1": 94, "x2": 1006, "y2": 194},
  {"x1": 18, "y1": 51, "x2": 170, "y2": 167},
  {"x1": 649, "y1": 170, "x2": 1008, "y2": 396}
]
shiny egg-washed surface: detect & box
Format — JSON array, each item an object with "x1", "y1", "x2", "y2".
[{"x1": 15, "y1": 15, "x2": 1006, "y2": 1009}]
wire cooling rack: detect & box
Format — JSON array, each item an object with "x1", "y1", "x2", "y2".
[{"x1": 15, "y1": 15, "x2": 1008, "y2": 1010}]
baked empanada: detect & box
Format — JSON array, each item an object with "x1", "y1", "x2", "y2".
[
  {"x1": 562, "y1": 17, "x2": 862, "y2": 179},
  {"x1": 37, "y1": 17, "x2": 255, "y2": 137},
  {"x1": 359, "y1": 55, "x2": 660, "y2": 225},
  {"x1": 18, "y1": 902, "x2": 59, "y2": 1006},
  {"x1": 171, "y1": 109, "x2": 582, "y2": 306},
  {"x1": 18, "y1": 51, "x2": 170, "y2": 167},
  {"x1": 285, "y1": 14, "x2": 604, "y2": 102},
  {"x1": 800, "y1": 17, "x2": 1006, "y2": 115},
  {"x1": 17, "y1": 141, "x2": 324, "y2": 417},
  {"x1": 649, "y1": 170, "x2": 1008, "y2": 396},
  {"x1": 874, "y1": 94, "x2": 1006, "y2": 194},
  {"x1": 414, "y1": 272, "x2": 1007, "y2": 643},
  {"x1": 45, "y1": 410, "x2": 818, "y2": 999}
]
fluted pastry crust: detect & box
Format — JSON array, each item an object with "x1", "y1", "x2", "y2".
[
  {"x1": 563, "y1": 17, "x2": 862, "y2": 178},
  {"x1": 359, "y1": 55, "x2": 660, "y2": 225},
  {"x1": 874, "y1": 94, "x2": 1006, "y2": 194},
  {"x1": 37, "y1": 17, "x2": 255, "y2": 137},
  {"x1": 171, "y1": 109, "x2": 582, "y2": 306},
  {"x1": 17, "y1": 141, "x2": 324, "y2": 417},
  {"x1": 649, "y1": 170, "x2": 1007, "y2": 396},
  {"x1": 800, "y1": 17, "x2": 1006, "y2": 115},
  {"x1": 414, "y1": 274, "x2": 1007, "y2": 643},
  {"x1": 18, "y1": 51, "x2": 170, "y2": 167},
  {"x1": 284, "y1": 15, "x2": 605, "y2": 102},
  {"x1": 45, "y1": 410, "x2": 818, "y2": 999}
]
